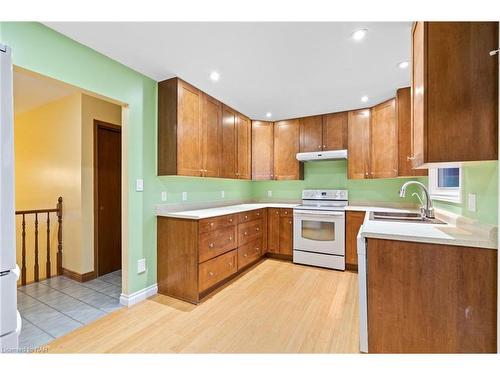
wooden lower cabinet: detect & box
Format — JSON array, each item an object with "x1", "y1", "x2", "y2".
[
  {"x1": 345, "y1": 210, "x2": 365, "y2": 271},
  {"x1": 367, "y1": 238, "x2": 497, "y2": 353},
  {"x1": 158, "y1": 207, "x2": 293, "y2": 304}
]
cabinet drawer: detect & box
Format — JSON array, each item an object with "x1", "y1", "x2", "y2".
[
  {"x1": 238, "y1": 209, "x2": 264, "y2": 224},
  {"x1": 238, "y1": 219, "x2": 263, "y2": 246},
  {"x1": 198, "y1": 249, "x2": 238, "y2": 292},
  {"x1": 280, "y1": 208, "x2": 292, "y2": 217},
  {"x1": 238, "y1": 238, "x2": 262, "y2": 269},
  {"x1": 199, "y1": 226, "x2": 237, "y2": 263},
  {"x1": 199, "y1": 214, "x2": 236, "y2": 234}
]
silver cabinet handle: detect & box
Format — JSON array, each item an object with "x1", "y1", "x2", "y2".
[
  {"x1": 244, "y1": 215, "x2": 248, "y2": 219},
  {"x1": 210, "y1": 222, "x2": 214, "y2": 227},
  {"x1": 257, "y1": 212, "x2": 260, "y2": 216},
  {"x1": 209, "y1": 271, "x2": 214, "y2": 276},
  {"x1": 407, "y1": 156, "x2": 415, "y2": 161},
  {"x1": 244, "y1": 254, "x2": 248, "y2": 258},
  {"x1": 229, "y1": 218, "x2": 233, "y2": 222},
  {"x1": 244, "y1": 231, "x2": 248, "y2": 235},
  {"x1": 317, "y1": 145, "x2": 322, "y2": 149},
  {"x1": 229, "y1": 236, "x2": 233, "y2": 241},
  {"x1": 209, "y1": 243, "x2": 214, "y2": 248},
  {"x1": 256, "y1": 227, "x2": 260, "y2": 231}
]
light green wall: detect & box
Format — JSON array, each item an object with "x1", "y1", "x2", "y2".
[
  {"x1": 252, "y1": 160, "x2": 426, "y2": 203},
  {"x1": 432, "y1": 162, "x2": 498, "y2": 225},
  {"x1": 2, "y1": 22, "x2": 497, "y2": 295}
]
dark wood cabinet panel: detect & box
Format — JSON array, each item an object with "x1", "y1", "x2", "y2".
[
  {"x1": 199, "y1": 249, "x2": 238, "y2": 293},
  {"x1": 370, "y1": 99, "x2": 398, "y2": 179},
  {"x1": 221, "y1": 105, "x2": 238, "y2": 178},
  {"x1": 251, "y1": 121, "x2": 274, "y2": 180},
  {"x1": 274, "y1": 119, "x2": 303, "y2": 180},
  {"x1": 347, "y1": 109, "x2": 371, "y2": 179},
  {"x1": 198, "y1": 225, "x2": 237, "y2": 263},
  {"x1": 345, "y1": 211, "x2": 365, "y2": 270},
  {"x1": 267, "y1": 208, "x2": 280, "y2": 254},
  {"x1": 367, "y1": 238, "x2": 497, "y2": 353},
  {"x1": 397, "y1": 87, "x2": 427, "y2": 177},
  {"x1": 322, "y1": 112, "x2": 348, "y2": 151},
  {"x1": 237, "y1": 114, "x2": 252, "y2": 179},
  {"x1": 278, "y1": 215, "x2": 293, "y2": 255},
  {"x1": 237, "y1": 239, "x2": 262, "y2": 269},
  {"x1": 201, "y1": 94, "x2": 222, "y2": 177},
  {"x1": 299, "y1": 115, "x2": 323, "y2": 152},
  {"x1": 411, "y1": 22, "x2": 498, "y2": 167}
]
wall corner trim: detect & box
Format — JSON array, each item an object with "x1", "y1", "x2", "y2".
[{"x1": 119, "y1": 283, "x2": 158, "y2": 307}]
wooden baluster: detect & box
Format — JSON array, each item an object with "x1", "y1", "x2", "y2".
[
  {"x1": 21, "y1": 214, "x2": 26, "y2": 286},
  {"x1": 57, "y1": 197, "x2": 63, "y2": 276},
  {"x1": 34, "y1": 213, "x2": 39, "y2": 282},
  {"x1": 46, "y1": 212, "x2": 51, "y2": 279}
]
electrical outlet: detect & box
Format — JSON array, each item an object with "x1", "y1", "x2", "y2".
[
  {"x1": 182, "y1": 192, "x2": 188, "y2": 201},
  {"x1": 221, "y1": 190, "x2": 225, "y2": 198},
  {"x1": 468, "y1": 193, "x2": 476, "y2": 212},
  {"x1": 267, "y1": 190, "x2": 272, "y2": 198},
  {"x1": 135, "y1": 179, "x2": 144, "y2": 192},
  {"x1": 161, "y1": 192, "x2": 167, "y2": 202},
  {"x1": 137, "y1": 258, "x2": 146, "y2": 274}
]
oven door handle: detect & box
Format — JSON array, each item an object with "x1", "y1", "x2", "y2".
[
  {"x1": 294, "y1": 210, "x2": 345, "y2": 217},
  {"x1": 293, "y1": 211, "x2": 345, "y2": 219}
]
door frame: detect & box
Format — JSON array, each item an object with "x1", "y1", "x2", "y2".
[{"x1": 93, "y1": 119, "x2": 122, "y2": 277}]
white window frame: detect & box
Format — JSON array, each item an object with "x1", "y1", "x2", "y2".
[{"x1": 428, "y1": 167, "x2": 462, "y2": 203}]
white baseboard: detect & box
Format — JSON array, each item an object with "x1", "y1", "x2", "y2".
[{"x1": 119, "y1": 283, "x2": 158, "y2": 307}]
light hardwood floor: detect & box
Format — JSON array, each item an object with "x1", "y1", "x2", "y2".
[{"x1": 46, "y1": 259, "x2": 360, "y2": 353}]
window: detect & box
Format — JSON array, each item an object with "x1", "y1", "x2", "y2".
[{"x1": 428, "y1": 167, "x2": 462, "y2": 203}]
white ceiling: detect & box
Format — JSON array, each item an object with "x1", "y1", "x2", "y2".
[
  {"x1": 44, "y1": 22, "x2": 412, "y2": 120},
  {"x1": 14, "y1": 69, "x2": 79, "y2": 115}
]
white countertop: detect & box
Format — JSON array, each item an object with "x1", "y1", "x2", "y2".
[
  {"x1": 156, "y1": 203, "x2": 298, "y2": 220},
  {"x1": 358, "y1": 207, "x2": 498, "y2": 250}
]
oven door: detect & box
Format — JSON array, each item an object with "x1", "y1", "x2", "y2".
[{"x1": 293, "y1": 210, "x2": 345, "y2": 256}]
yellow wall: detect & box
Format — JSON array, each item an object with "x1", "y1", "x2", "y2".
[{"x1": 14, "y1": 93, "x2": 121, "y2": 281}]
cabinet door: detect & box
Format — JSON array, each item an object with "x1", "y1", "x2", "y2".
[
  {"x1": 322, "y1": 112, "x2": 348, "y2": 151},
  {"x1": 237, "y1": 114, "x2": 251, "y2": 179},
  {"x1": 299, "y1": 115, "x2": 323, "y2": 152},
  {"x1": 397, "y1": 88, "x2": 427, "y2": 177},
  {"x1": 268, "y1": 208, "x2": 280, "y2": 254},
  {"x1": 411, "y1": 21, "x2": 425, "y2": 168},
  {"x1": 274, "y1": 119, "x2": 303, "y2": 180},
  {"x1": 201, "y1": 94, "x2": 222, "y2": 177},
  {"x1": 251, "y1": 121, "x2": 274, "y2": 180},
  {"x1": 221, "y1": 105, "x2": 238, "y2": 178},
  {"x1": 347, "y1": 109, "x2": 371, "y2": 179},
  {"x1": 370, "y1": 99, "x2": 398, "y2": 178},
  {"x1": 177, "y1": 80, "x2": 203, "y2": 176},
  {"x1": 279, "y1": 214, "x2": 293, "y2": 255},
  {"x1": 345, "y1": 211, "x2": 365, "y2": 270}
]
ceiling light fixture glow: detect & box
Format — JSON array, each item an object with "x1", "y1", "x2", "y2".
[
  {"x1": 398, "y1": 61, "x2": 409, "y2": 69},
  {"x1": 351, "y1": 29, "x2": 368, "y2": 41},
  {"x1": 265, "y1": 112, "x2": 272, "y2": 118},
  {"x1": 361, "y1": 95, "x2": 369, "y2": 103},
  {"x1": 209, "y1": 71, "x2": 220, "y2": 82}
]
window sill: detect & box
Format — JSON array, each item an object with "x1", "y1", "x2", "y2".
[{"x1": 430, "y1": 194, "x2": 462, "y2": 204}]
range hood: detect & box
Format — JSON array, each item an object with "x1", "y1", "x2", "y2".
[{"x1": 296, "y1": 149, "x2": 348, "y2": 162}]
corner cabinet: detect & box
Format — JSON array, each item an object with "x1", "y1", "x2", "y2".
[
  {"x1": 410, "y1": 22, "x2": 499, "y2": 167},
  {"x1": 273, "y1": 120, "x2": 304, "y2": 180},
  {"x1": 158, "y1": 77, "x2": 251, "y2": 179},
  {"x1": 370, "y1": 99, "x2": 398, "y2": 179},
  {"x1": 347, "y1": 109, "x2": 371, "y2": 179},
  {"x1": 252, "y1": 121, "x2": 274, "y2": 180}
]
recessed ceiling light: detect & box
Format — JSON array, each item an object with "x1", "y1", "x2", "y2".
[
  {"x1": 265, "y1": 112, "x2": 272, "y2": 118},
  {"x1": 351, "y1": 29, "x2": 368, "y2": 41},
  {"x1": 209, "y1": 71, "x2": 220, "y2": 82},
  {"x1": 398, "y1": 61, "x2": 409, "y2": 69},
  {"x1": 361, "y1": 95, "x2": 369, "y2": 103}
]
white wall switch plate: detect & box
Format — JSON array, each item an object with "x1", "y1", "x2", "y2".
[
  {"x1": 182, "y1": 192, "x2": 188, "y2": 201},
  {"x1": 267, "y1": 190, "x2": 272, "y2": 197},
  {"x1": 161, "y1": 191, "x2": 167, "y2": 201},
  {"x1": 135, "y1": 179, "x2": 144, "y2": 192},
  {"x1": 468, "y1": 193, "x2": 477, "y2": 212},
  {"x1": 137, "y1": 258, "x2": 146, "y2": 274},
  {"x1": 221, "y1": 190, "x2": 225, "y2": 198}
]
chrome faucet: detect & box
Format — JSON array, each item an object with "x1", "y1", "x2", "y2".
[{"x1": 399, "y1": 181, "x2": 435, "y2": 219}]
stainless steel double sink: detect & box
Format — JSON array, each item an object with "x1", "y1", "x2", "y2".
[{"x1": 370, "y1": 211, "x2": 446, "y2": 224}]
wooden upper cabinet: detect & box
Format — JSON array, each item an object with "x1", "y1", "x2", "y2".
[
  {"x1": 397, "y1": 87, "x2": 426, "y2": 177},
  {"x1": 299, "y1": 115, "x2": 323, "y2": 152},
  {"x1": 370, "y1": 99, "x2": 398, "y2": 179},
  {"x1": 273, "y1": 119, "x2": 304, "y2": 180},
  {"x1": 221, "y1": 105, "x2": 238, "y2": 179},
  {"x1": 252, "y1": 121, "x2": 274, "y2": 180},
  {"x1": 347, "y1": 109, "x2": 371, "y2": 179},
  {"x1": 411, "y1": 22, "x2": 499, "y2": 167},
  {"x1": 322, "y1": 112, "x2": 348, "y2": 151},
  {"x1": 201, "y1": 94, "x2": 222, "y2": 177},
  {"x1": 236, "y1": 114, "x2": 251, "y2": 179}
]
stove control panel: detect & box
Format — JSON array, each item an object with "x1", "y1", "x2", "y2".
[{"x1": 301, "y1": 189, "x2": 348, "y2": 200}]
